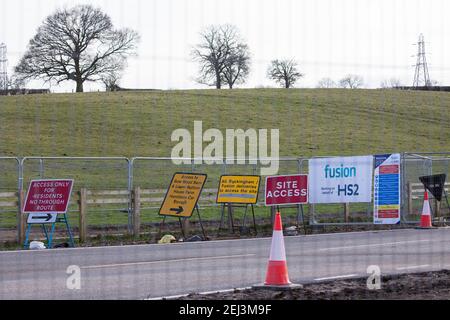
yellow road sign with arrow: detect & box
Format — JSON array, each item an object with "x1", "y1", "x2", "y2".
[{"x1": 159, "y1": 173, "x2": 207, "y2": 218}]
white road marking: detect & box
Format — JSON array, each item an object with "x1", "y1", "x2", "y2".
[
  {"x1": 396, "y1": 264, "x2": 430, "y2": 270},
  {"x1": 81, "y1": 254, "x2": 256, "y2": 269},
  {"x1": 318, "y1": 239, "x2": 431, "y2": 251},
  {"x1": 314, "y1": 274, "x2": 358, "y2": 281}
]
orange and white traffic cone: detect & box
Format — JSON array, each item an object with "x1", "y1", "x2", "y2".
[
  {"x1": 254, "y1": 212, "x2": 301, "y2": 290},
  {"x1": 417, "y1": 191, "x2": 433, "y2": 229},
  {"x1": 265, "y1": 212, "x2": 291, "y2": 285}
]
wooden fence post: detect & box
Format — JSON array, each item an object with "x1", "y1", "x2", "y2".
[
  {"x1": 344, "y1": 203, "x2": 350, "y2": 223},
  {"x1": 435, "y1": 199, "x2": 441, "y2": 224},
  {"x1": 407, "y1": 181, "x2": 413, "y2": 215},
  {"x1": 17, "y1": 190, "x2": 25, "y2": 245},
  {"x1": 132, "y1": 187, "x2": 141, "y2": 237},
  {"x1": 78, "y1": 188, "x2": 87, "y2": 243}
]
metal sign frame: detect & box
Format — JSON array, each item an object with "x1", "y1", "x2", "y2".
[
  {"x1": 158, "y1": 173, "x2": 208, "y2": 240},
  {"x1": 22, "y1": 179, "x2": 75, "y2": 249}
]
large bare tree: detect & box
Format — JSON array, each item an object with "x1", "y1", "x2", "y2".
[
  {"x1": 221, "y1": 43, "x2": 250, "y2": 89},
  {"x1": 267, "y1": 59, "x2": 303, "y2": 88},
  {"x1": 14, "y1": 5, "x2": 139, "y2": 92},
  {"x1": 192, "y1": 25, "x2": 250, "y2": 89}
]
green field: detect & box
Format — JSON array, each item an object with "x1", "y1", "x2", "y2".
[
  {"x1": 0, "y1": 89, "x2": 449, "y2": 233},
  {"x1": 1, "y1": 88, "x2": 449, "y2": 157}
]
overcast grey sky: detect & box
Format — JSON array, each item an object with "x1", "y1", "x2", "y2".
[{"x1": 1, "y1": 0, "x2": 450, "y2": 92}]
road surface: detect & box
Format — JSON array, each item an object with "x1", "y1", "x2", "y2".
[{"x1": 1, "y1": 228, "x2": 450, "y2": 299}]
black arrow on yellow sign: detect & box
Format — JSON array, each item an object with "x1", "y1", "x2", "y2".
[{"x1": 170, "y1": 206, "x2": 184, "y2": 215}]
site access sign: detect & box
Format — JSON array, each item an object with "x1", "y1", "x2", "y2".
[
  {"x1": 216, "y1": 175, "x2": 261, "y2": 204},
  {"x1": 23, "y1": 179, "x2": 74, "y2": 213},
  {"x1": 265, "y1": 175, "x2": 308, "y2": 206},
  {"x1": 159, "y1": 173, "x2": 207, "y2": 218}
]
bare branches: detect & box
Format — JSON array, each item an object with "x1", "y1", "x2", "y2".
[
  {"x1": 339, "y1": 74, "x2": 364, "y2": 89},
  {"x1": 14, "y1": 5, "x2": 139, "y2": 92},
  {"x1": 267, "y1": 59, "x2": 303, "y2": 88},
  {"x1": 316, "y1": 77, "x2": 336, "y2": 88},
  {"x1": 192, "y1": 24, "x2": 250, "y2": 89}
]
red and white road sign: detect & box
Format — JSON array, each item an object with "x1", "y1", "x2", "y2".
[
  {"x1": 23, "y1": 179, "x2": 74, "y2": 213},
  {"x1": 265, "y1": 175, "x2": 308, "y2": 206}
]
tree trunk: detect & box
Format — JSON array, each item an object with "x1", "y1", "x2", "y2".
[
  {"x1": 216, "y1": 71, "x2": 221, "y2": 89},
  {"x1": 76, "y1": 80, "x2": 84, "y2": 93}
]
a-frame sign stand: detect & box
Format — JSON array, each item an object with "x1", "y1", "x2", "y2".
[
  {"x1": 158, "y1": 173, "x2": 208, "y2": 241},
  {"x1": 215, "y1": 175, "x2": 261, "y2": 236},
  {"x1": 24, "y1": 213, "x2": 75, "y2": 249},
  {"x1": 217, "y1": 203, "x2": 257, "y2": 235},
  {"x1": 22, "y1": 179, "x2": 75, "y2": 249},
  {"x1": 158, "y1": 204, "x2": 207, "y2": 240},
  {"x1": 265, "y1": 175, "x2": 309, "y2": 235},
  {"x1": 419, "y1": 174, "x2": 450, "y2": 224},
  {"x1": 270, "y1": 204, "x2": 307, "y2": 235}
]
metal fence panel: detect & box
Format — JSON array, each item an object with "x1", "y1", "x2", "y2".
[
  {"x1": 0, "y1": 157, "x2": 20, "y2": 242},
  {"x1": 402, "y1": 153, "x2": 450, "y2": 223},
  {"x1": 1, "y1": 153, "x2": 449, "y2": 244},
  {"x1": 131, "y1": 157, "x2": 302, "y2": 228},
  {"x1": 300, "y1": 156, "x2": 373, "y2": 226},
  {"x1": 21, "y1": 157, "x2": 131, "y2": 239}
]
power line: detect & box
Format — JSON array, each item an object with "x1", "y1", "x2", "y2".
[
  {"x1": 412, "y1": 34, "x2": 431, "y2": 87},
  {"x1": 0, "y1": 43, "x2": 8, "y2": 91}
]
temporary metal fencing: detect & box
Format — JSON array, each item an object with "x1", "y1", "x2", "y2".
[
  {"x1": 0, "y1": 153, "x2": 449, "y2": 243},
  {"x1": 0, "y1": 157, "x2": 21, "y2": 238},
  {"x1": 402, "y1": 153, "x2": 450, "y2": 224},
  {"x1": 130, "y1": 157, "x2": 302, "y2": 228},
  {"x1": 20, "y1": 157, "x2": 131, "y2": 238}
]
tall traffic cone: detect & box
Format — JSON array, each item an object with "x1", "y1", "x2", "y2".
[
  {"x1": 417, "y1": 191, "x2": 433, "y2": 229},
  {"x1": 253, "y1": 212, "x2": 302, "y2": 290}
]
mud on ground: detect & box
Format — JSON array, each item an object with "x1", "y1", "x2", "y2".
[{"x1": 176, "y1": 270, "x2": 450, "y2": 300}]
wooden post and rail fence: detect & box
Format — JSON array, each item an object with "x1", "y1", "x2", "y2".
[{"x1": 1, "y1": 181, "x2": 449, "y2": 244}]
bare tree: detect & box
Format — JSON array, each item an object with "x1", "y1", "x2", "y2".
[
  {"x1": 316, "y1": 77, "x2": 336, "y2": 88},
  {"x1": 267, "y1": 59, "x2": 303, "y2": 88},
  {"x1": 380, "y1": 78, "x2": 402, "y2": 88},
  {"x1": 430, "y1": 79, "x2": 440, "y2": 86},
  {"x1": 221, "y1": 43, "x2": 250, "y2": 89},
  {"x1": 101, "y1": 69, "x2": 123, "y2": 91},
  {"x1": 14, "y1": 5, "x2": 139, "y2": 93},
  {"x1": 339, "y1": 74, "x2": 364, "y2": 89},
  {"x1": 192, "y1": 24, "x2": 250, "y2": 89}
]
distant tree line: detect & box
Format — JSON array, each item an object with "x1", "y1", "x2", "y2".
[{"x1": 10, "y1": 5, "x2": 406, "y2": 92}]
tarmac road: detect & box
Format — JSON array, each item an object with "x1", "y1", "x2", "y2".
[{"x1": 1, "y1": 228, "x2": 450, "y2": 300}]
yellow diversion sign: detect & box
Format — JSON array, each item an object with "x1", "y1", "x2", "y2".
[
  {"x1": 159, "y1": 173, "x2": 207, "y2": 218},
  {"x1": 216, "y1": 175, "x2": 261, "y2": 204}
]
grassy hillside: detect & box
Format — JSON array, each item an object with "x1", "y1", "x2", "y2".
[
  {"x1": 0, "y1": 88, "x2": 448, "y2": 232},
  {"x1": 0, "y1": 88, "x2": 449, "y2": 158}
]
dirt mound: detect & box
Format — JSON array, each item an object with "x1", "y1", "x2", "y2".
[{"x1": 176, "y1": 270, "x2": 450, "y2": 300}]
